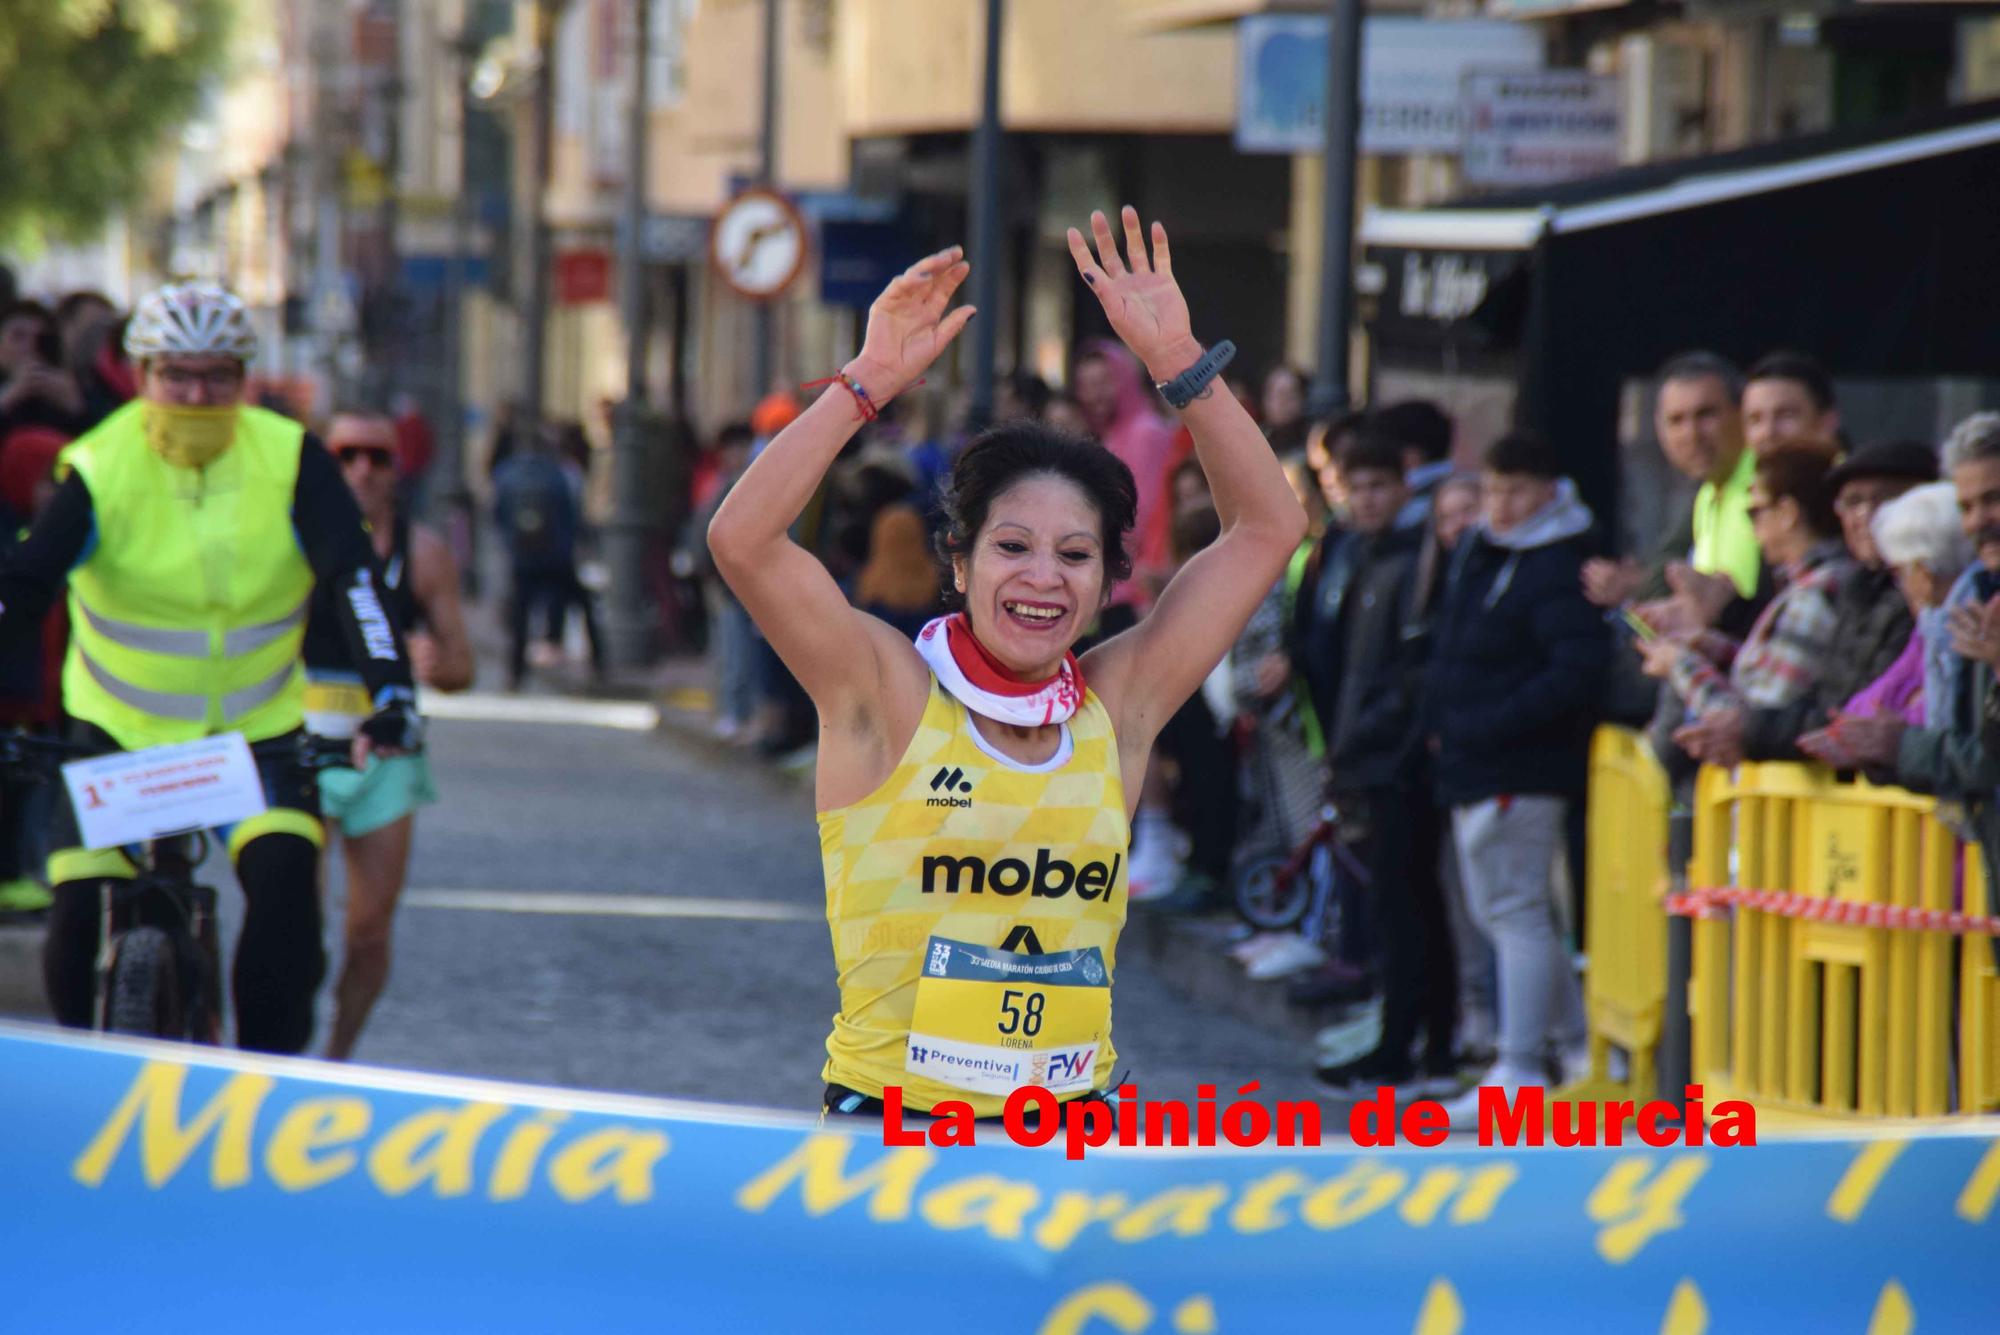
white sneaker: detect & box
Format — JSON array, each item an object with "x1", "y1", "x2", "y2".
[
  {"x1": 1229, "y1": 932, "x2": 1293, "y2": 964},
  {"x1": 1556, "y1": 1043, "x2": 1593, "y2": 1088},
  {"x1": 1441, "y1": 1063, "x2": 1544, "y2": 1129},
  {"x1": 1243, "y1": 935, "x2": 1326, "y2": 981},
  {"x1": 1313, "y1": 998, "x2": 1384, "y2": 1066},
  {"x1": 1127, "y1": 810, "x2": 1184, "y2": 901}
]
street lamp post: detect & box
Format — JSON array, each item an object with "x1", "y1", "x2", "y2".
[
  {"x1": 1310, "y1": 0, "x2": 1364, "y2": 418},
  {"x1": 519, "y1": 0, "x2": 562, "y2": 436},
  {"x1": 751, "y1": 0, "x2": 781, "y2": 401},
  {"x1": 965, "y1": 0, "x2": 1005, "y2": 432},
  {"x1": 605, "y1": 0, "x2": 655, "y2": 668},
  {"x1": 441, "y1": 24, "x2": 480, "y2": 590}
]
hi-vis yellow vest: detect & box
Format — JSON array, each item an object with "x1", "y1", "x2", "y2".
[
  {"x1": 61, "y1": 401, "x2": 314, "y2": 750},
  {"x1": 818, "y1": 679, "x2": 1130, "y2": 1116}
]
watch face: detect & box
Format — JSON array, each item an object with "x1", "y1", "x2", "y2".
[{"x1": 710, "y1": 189, "x2": 808, "y2": 300}]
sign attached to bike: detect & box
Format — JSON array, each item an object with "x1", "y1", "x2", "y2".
[{"x1": 62, "y1": 734, "x2": 268, "y2": 849}]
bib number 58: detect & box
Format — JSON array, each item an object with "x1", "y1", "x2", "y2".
[{"x1": 998, "y1": 988, "x2": 1045, "y2": 1037}]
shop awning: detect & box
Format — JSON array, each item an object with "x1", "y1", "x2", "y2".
[{"x1": 1358, "y1": 96, "x2": 2000, "y2": 530}]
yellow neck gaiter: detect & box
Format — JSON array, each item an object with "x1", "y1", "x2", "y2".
[{"x1": 142, "y1": 403, "x2": 240, "y2": 469}]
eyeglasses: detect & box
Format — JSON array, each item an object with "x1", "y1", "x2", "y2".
[
  {"x1": 333, "y1": 446, "x2": 395, "y2": 472},
  {"x1": 1834, "y1": 491, "x2": 1894, "y2": 515},
  {"x1": 155, "y1": 364, "x2": 245, "y2": 394}
]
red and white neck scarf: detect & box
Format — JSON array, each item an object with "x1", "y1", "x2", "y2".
[{"x1": 915, "y1": 613, "x2": 1085, "y2": 728}]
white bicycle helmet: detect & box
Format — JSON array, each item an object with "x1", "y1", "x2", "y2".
[{"x1": 124, "y1": 281, "x2": 258, "y2": 362}]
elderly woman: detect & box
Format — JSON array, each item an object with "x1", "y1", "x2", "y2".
[
  {"x1": 1644, "y1": 443, "x2": 1851, "y2": 726},
  {"x1": 1802, "y1": 482, "x2": 1973, "y2": 763}
]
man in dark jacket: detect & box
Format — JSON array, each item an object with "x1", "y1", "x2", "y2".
[
  {"x1": 1311, "y1": 433, "x2": 1458, "y2": 1096},
  {"x1": 1676, "y1": 440, "x2": 1936, "y2": 765},
  {"x1": 1428, "y1": 432, "x2": 1608, "y2": 1119}
]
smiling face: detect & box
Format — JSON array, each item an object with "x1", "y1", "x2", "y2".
[
  {"x1": 1954, "y1": 456, "x2": 2000, "y2": 573},
  {"x1": 952, "y1": 473, "x2": 1107, "y2": 677},
  {"x1": 1744, "y1": 377, "x2": 1837, "y2": 456}
]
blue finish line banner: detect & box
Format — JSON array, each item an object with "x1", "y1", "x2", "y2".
[{"x1": 1, "y1": 1024, "x2": 1993, "y2": 1332}]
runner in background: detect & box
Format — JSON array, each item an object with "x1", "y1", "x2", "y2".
[{"x1": 307, "y1": 412, "x2": 473, "y2": 1060}]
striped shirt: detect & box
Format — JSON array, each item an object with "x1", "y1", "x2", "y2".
[{"x1": 1670, "y1": 540, "x2": 1853, "y2": 719}]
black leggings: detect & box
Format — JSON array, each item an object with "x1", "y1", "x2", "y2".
[
  {"x1": 1361, "y1": 785, "x2": 1458, "y2": 1066},
  {"x1": 41, "y1": 727, "x2": 328, "y2": 1054},
  {"x1": 1154, "y1": 692, "x2": 1238, "y2": 881},
  {"x1": 509, "y1": 566, "x2": 604, "y2": 679},
  {"x1": 43, "y1": 834, "x2": 325, "y2": 1052}
]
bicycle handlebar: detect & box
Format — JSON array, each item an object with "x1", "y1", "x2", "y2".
[{"x1": 0, "y1": 731, "x2": 372, "y2": 779}]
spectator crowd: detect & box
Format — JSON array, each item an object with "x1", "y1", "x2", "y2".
[
  {"x1": 684, "y1": 340, "x2": 2000, "y2": 1113},
  {"x1": 17, "y1": 259, "x2": 1998, "y2": 1111}
]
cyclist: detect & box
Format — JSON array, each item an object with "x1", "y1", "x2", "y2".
[
  {"x1": 708, "y1": 209, "x2": 1306, "y2": 1118},
  {"x1": 0, "y1": 282, "x2": 421, "y2": 1054},
  {"x1": 308, "y1": 410, "x2": 471, "y2": 1059}
]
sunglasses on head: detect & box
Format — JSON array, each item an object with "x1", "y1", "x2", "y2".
[{"x1": 333, "y1": 446, "x2": 395, "y2": 471}]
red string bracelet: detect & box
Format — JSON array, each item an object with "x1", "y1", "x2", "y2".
[
  {"x1": 800, "y1": 372, "x2": 926, "y2": 423},
  {"x1": 801, "y1": 371, "x2": 879, "y2": 422}
]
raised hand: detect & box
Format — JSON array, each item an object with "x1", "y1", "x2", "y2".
[
  {"x1": 1067, "y1": 207, "x2": 1201, "y2": 383},
  {"x1": 848, "y1": 247, "x2": 975, "y2": 401},
  {"x1": 1582, "y1": 556, "x2": 1643, "y2": 609},
  {"x1": 1665, "y1": 563, "x2": 1736, "y2": 630},
  {"x1": 1949, "y1": 594, "x2": 2000, "y2": 669}
]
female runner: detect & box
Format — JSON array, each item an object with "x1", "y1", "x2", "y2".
[{"x1": 708, "y1": 208, "x2": 1307, "y2": 1118}]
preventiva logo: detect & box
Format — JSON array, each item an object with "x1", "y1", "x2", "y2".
[{"x1": 927, "y1": 767, "x2": 974, "y2": 809}]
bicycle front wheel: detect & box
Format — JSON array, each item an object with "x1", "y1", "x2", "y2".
[
  {"x1": 107, "y1": 927, "x2": 185, "y2": 1038},
  {"x1": 1233, "y1": 857, "x2": 1310, "y2": 931}
]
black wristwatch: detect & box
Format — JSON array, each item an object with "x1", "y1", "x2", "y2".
[{"x1": 1155, "y1": 340, "x2": 1237, "y2": 410}]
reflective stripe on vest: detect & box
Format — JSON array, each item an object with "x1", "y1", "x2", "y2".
[
  {"x1": 76, "y1": 644, "x2": 298, "y2": 723},
  {"x1": 80, "y1": 598, "x2": 310, "y2": 660}
]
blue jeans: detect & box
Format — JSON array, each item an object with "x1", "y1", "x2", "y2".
[{"x1": 713, "y1": 596, "x2": 759, "y2": 725}]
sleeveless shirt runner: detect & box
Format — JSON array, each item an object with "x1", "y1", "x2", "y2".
[{"x1": 819, "y1": 676, "x2": 1130, "y2": 1118}]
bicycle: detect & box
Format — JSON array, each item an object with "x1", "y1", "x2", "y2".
[
  {"x1": 1232, "y1": 799, "x2": 1373, "y2": 931},
  {"x1": 0, "y1": 730, "x2": 353, "y2": 1042}
]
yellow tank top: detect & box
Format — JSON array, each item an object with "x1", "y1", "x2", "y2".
[{"x1": 818, "y1": 677, "x2": 1130, "y2": 1116}]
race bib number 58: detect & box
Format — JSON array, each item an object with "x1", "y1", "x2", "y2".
[{"x1": 905, "y1": 936, "x2": 1109, "y2": 1097}]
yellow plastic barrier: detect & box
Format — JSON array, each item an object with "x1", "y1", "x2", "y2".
[
  {"x1": 1961, "y1": 854, "x2": 2000, "y2": 1112},
  {"x1": 1577, "y1": 726, "x2": 1671, "y2": 1100},
  {"x1": 1686, "y1": 762, "x2": 2000, "y2": 1122}
]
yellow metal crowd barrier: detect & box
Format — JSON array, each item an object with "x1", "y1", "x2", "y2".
[
  {"x1": 1577, "y1": 727, "x2": 1671, "y2": 1100},
  {"x1": 1583, "y1": 724, "x2": 2000, "y2": 1122}
]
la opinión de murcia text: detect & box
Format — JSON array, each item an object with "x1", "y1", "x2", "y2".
[{"x1": 881, "y1": 1084, "x2": 1758, "y2": 1160}]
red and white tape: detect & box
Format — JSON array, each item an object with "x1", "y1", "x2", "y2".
[{"x1": 1665, "y1": 884, "x2": 2000, "y2": 936}]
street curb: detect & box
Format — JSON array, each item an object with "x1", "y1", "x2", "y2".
[
  {"x1": 1121, "y1": 911, "x2": 1345, "y2": 1045},
  {"x1": 652, "y1": 703, "x2": 815, "y2": 788},
  {"x1": 0, "y1": 923, "x2": 48, "y2": 1019}
]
